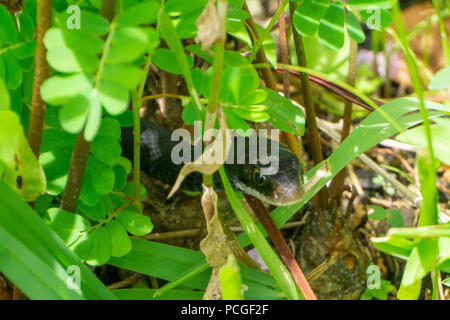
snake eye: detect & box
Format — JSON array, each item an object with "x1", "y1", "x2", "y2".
[{"x1": 252, "y1": 169, "x2": 267, "y2": 186}]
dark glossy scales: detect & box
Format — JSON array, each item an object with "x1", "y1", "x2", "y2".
[{"x1": 120, "y1": 118, "x2": 303, "y2": 205}]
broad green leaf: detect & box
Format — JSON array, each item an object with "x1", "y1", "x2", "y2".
[
  {"x1": 0, "y1": 78, "x2": 8, "y2": 110},
  {"x1": 3, "y1": 52, "x2": 23, "y2": 89},
  {"x1": 34, "y1": 193, "x2": 53, "y2": 214},
  {"x1": 348, "y1": 0, "x2": 392, "y2": 9},
  {"x1": 0, "y1": 4, "x2": 18, "y2": 44},
  {"x1": 110, "y1": 239, "x2": 282, "y2": 299},
  {"x1": 102, "y1": 64, "x2": 144, "y2": 90},
  {"x1": 44, "y1": 208, "x2": 91, "y2": 245},
  {"x1": 113, "y1": 288, "x2": 204, "y2": 300},
  {"x1": 59, "y1": 94, "x2": 90, "y2": 134},
  {"x1": 106, "y1": 220, "x2": 132, "y2": 257},
  {"x1": 429, "y1": 66, "x2": 450, "y2": 90},
  {"x1": 10, "y1": 41, "x2": 37, "y2": 59},
  {"x1": 85, "y1": 226, "x2": 111, "y2": 266},
  {"x1": 219, "y1": 254, "x2": 244, "y2": 300},
  {"x1": 371, "y1": 236, "x2": 416, "y2": 260},
  {"x1": 233, "y1": 107, "x2": 269, "y2": 122},
  {"x1": 117, "y1": 210, "x2": 153, "y2": 236},
  {"x1": 222, "y1": 106, "x2": 251, "y2": 135},
  {"x1": 98, "y1": 81, "x2": 129, "y2": 115},
  {"x1": 239, "y1": 89, "x2": 267, "y2": 106},
  {"x1": 90, "y1": 118, "x2": 122, "y2": 166},
  {"x1": 56, "y1": 10, "x2": 110, "y2": 35},
  {"x1": 86, "y1": 155, "x2": 115, "y2": 195},
  {"x1": 262, "y1": 89, "x2": 305, "y2": 136},
  {"x1": 368, "y1": 205, "x2": 387, "y2": 220},
  {"x1": 44, "y1": 28, "x2": 104, "y2": 56},
  {"x1": 152, "y1": 48, "x2": 194, "y2": 75},
  {"x1": 318, "y1": 2, "x2": 346, "y2": 50},
  {"x1": 83, "y1": 91, "x2": 102, "y2": 142},
  {"x1": 360, "y1": 8, "x2": 393, "y2": 30},
  {"x1": 0, "y1": 180, "x2": 115, "y2": 299},
  {"x1": 2, "y1": 127, "x2": 46, "y2": 201},
  {"x1": 18, "y1": 12, "x2": 35, "y2": 41},
  {"x1": 77, "y1": 197, "x2": 107, "y2": 221},
  {"x1": 229, "y1": 0, "x2": 244, "y2": 9},
  {"x1": 346, "y1": 10, "x2": 365, "y2": 43},
  {"x1": 293, "y1": 0, "x2": 329, "y2": 36},
  {"x1": 117, "y1": 0, "x2": 159, "y2": 26},
  {"x1": 113, "y1": 164, "x2": 128, "y2": 191},
  {"x1": 106, "y1": 27, "x2": 148, "y2": 64},
  {"x1": 47, "y1": 47, "x2": 99, "y2": 73},
  {"x1": 41, "y1": 72, "x2": 94, "y2": 105},
  {"x1": 388, "y1": 209, "x2": 404, "y2": 227},
  {"x1": 0, "y1": 111, "x2": 20, "y2": 166}
]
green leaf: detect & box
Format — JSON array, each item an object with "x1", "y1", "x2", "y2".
[
  {"x1": 47, "y1": 47, "x2": 99, "y2": 73},
  {"x1": 3, "y1": 52, "x2": 23, "y2": 89},
  {"x1": 44, "y1": 28, "x2": 104, "y2": 56},
  {"x1": 106, "y1": 27, "x2": 149, "y2": 64},
  {"x1": 99, "y1": 81, "x2": 129, "y2": 115},
  {"x1": 429, "y1": 66, "x2": 450, "y2": 90},
  {"x1": 293, "y1": 0, "x2": 329, "y2": 36},
  {"x1": 102, "y1": 64, "x2": 145, "y2": 90},
  {"x1": 83, "y1": 91, "x2": 102, "y2": 142},
  {"x1": 86, "y1": 156, "x2": 115, "y2": 195},
  {"x1": 2, "y1": 125, "x2": 46, "y2": 201},
  {"x1": 117, "y1": 0, "x2": 159, "y2": 26},
  {"x1": 113, "y1": 288, "x2": 204, "y2": 300},
  {"x1": 18, "y1": 12, "x2": 35, "y2": 41},
  {"x1": 117, "y1": 210, "x2": 153, "y2": 236},
  {"x1": 368, "y1": 205, "x2": 387, "y2": 220},
  {"x1": 44, "y1": 208, "x2": 91, "y2": 245},
  {"x1": 388, "y1": 209, "x2": 404, "y2": 228},
  {"x1": 318, "y1": 2, "x2": 346, "y2": 50},
  {"x1": 0, "y1": 78, "x2": 9, "y2": 110},
  {"x1": 90, "y1": 118, "x2": 122, "y2": 166},
  {"x1": 219, "y1": 254, "x2": 244, "y2": 300},
  {"x1": 360, "y1": 8, "x2": 393, "y2": 30},
  {"x1": 152, "y1": 48, "x2": 194, "y2": 75},
  {"x1": 0, "y1": 111, "x2": 20, "y2": 166},
  {"x1": 106, "y1": 220, "x2": 132, "y2": 257},
  {"x1": 85, "y1": 226, "x2": 111, "y2": 266},
  {"x1": 10, "y1": 41, "x2": 37, "y2": 59},
  {"x1": 59, "y1": 94, "x2": 90, "y2": 134},
  {"x1": 348, "y1": 0, "x2": 392, "y2": 9},
  {"x1": 0, "y1": 4, "x2": 18, "y2": 44},
  {"x1": 346, "y1": 10, "x2": 365, "y2": 43},
  {"x1": 41, "y1": 72, "x2": 94, "y2": 106},
  {"x1": 56, "y1": 10, "x2": 110, "y2": 35},
  {"x1": 0, "y1": 179, "x2": 115, "y2": 299},
  {"x1": 262, "y1": 89, "x2": 305, "y2": 136}
]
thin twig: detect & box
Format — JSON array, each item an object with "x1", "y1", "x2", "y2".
[
  {"x1": 27, "y1": 0, "x2": 53, "y2": 157},
  {"x1": 244, "y1": 194, "x2": 317, "y2": 300}
]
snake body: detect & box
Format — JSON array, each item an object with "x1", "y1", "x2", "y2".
[{"x1": 121, "y1": 118, "x2": 304, "y2": 206}]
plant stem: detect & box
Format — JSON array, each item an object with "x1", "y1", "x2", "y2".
[
  {"x1": 131, "y1": 90, "x2": 142, "y2": 213},
  {"x1": 331, "y1": 38, "x2": 357, "y2": 201},
  {"x1": 242, "y1": 2, "x2": 277, "y2": 90},
  {"x1": 60, "y1": 0, "x2": 117, "y2": 212},
  {"x1": 202, "y1": 0, "x2": 227, "y2": 188},
  {"x1": 27, "y1": 0, "x2": 53, "y2": 157},
  {"x1": 60, "y1": 132, "x2": 92, "y2": 212},
  {"x1": 289, "y1": 1, "x2": 327, "y2": 209}
]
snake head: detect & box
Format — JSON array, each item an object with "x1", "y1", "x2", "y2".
[{"x1": 224, "y1": 138, "x2": 304, "y2": 206}]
